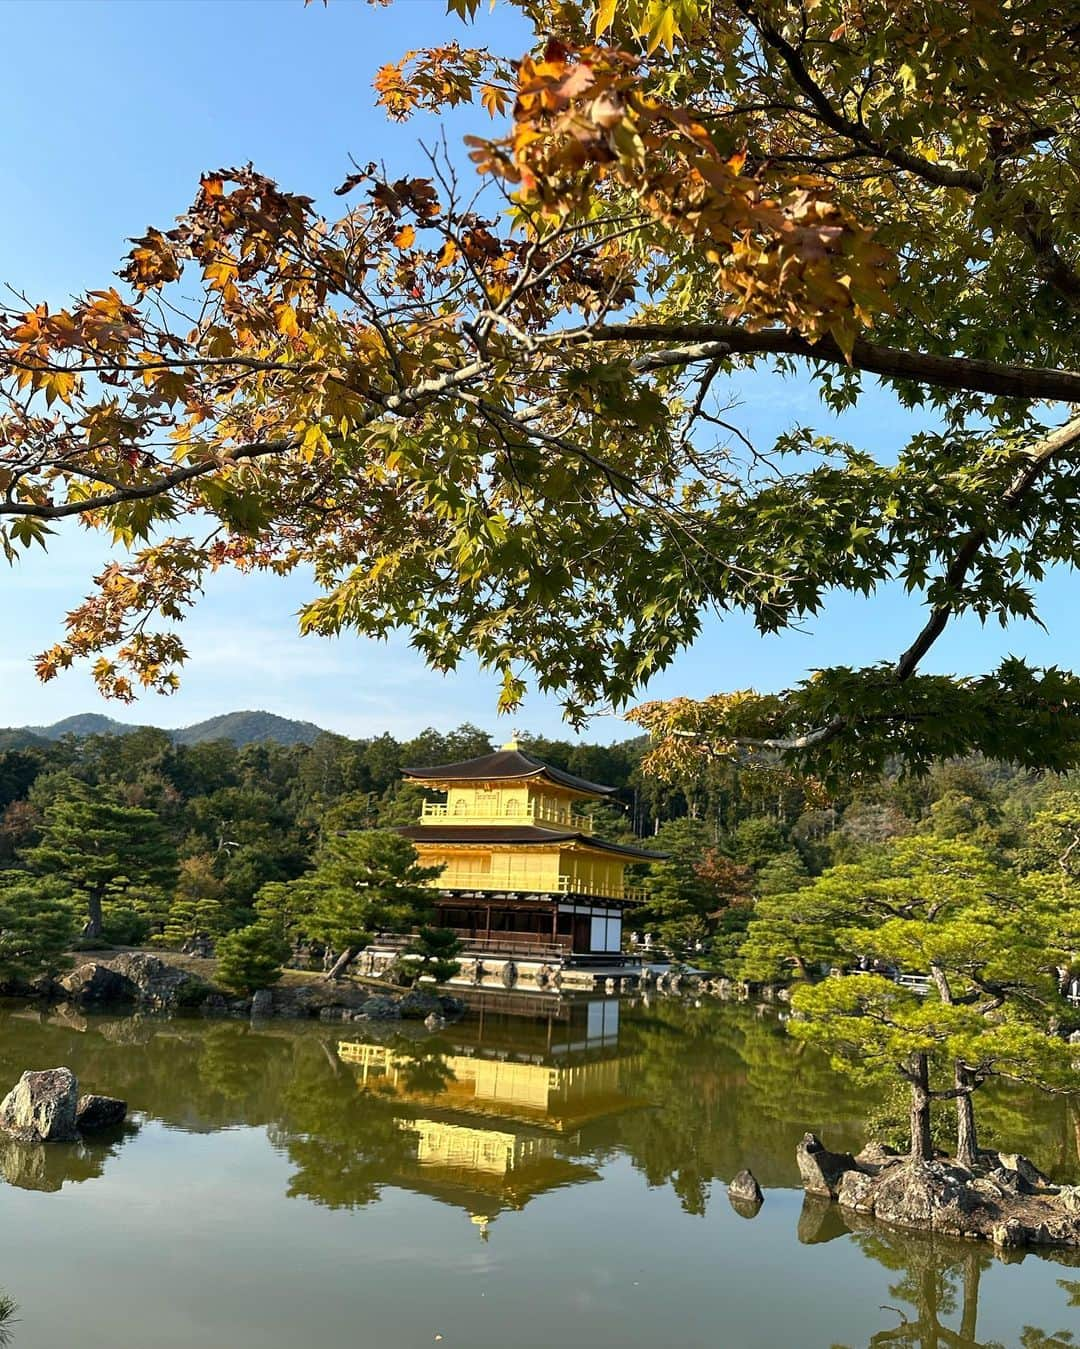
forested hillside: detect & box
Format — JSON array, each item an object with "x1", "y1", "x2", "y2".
[
  {"x1": 2, "y1": 714, "x2": 1080, "y2": 968},
  {"x1": 0, "y1": 709, "x2": 328, "y2": 751}
]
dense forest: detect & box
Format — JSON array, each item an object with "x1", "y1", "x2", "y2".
[{"x1": 2, "y1": 716, "x2": 1080, "y2": 966}]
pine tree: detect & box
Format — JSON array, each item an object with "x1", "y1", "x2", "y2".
[
  {"x1": 278, "y1": 829, "x2": 443, "y2": 980},
  {"x1": 746, "y1": 838, "x2": 1080, "y2": 1162},
  {"x1": 216, "y1": 923, "x2": 290, "y2": 995},
  {"x1": 0, "y1": 873, "x2": 78, "y2": 985},
  {"x1": 159, "y1": 853, "x2": 229, "y2": 948},
  {"x1": 25, "y1": 779, "x2": 177, "y2": 938},
  {"x1": 401, "y1": 926, "x2": 463, "y2": 985}
]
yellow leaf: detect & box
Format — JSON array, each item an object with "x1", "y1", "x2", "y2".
[
  {"x1": 645, "y1": 5, "x2": 679, "y2": 54},
  {"x1": 436, "y1": 238, "x2": 459, "y2": 269},
  {"x1": 480, "y1": 83, "x2": 509, "y2": 117},
  {"x1": 595, "y1": 0, "x2": 617, "y2": 34},
  {"x1": 274, "y1": 303, "x2": 300, "y2": 337},
  {"x1": 394, "y1": 224, "x2": 416, "y2": 249}
]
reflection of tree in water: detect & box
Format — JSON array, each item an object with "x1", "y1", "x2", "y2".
[
  {"x1": 1, "y1": 1000, "x2": 1078, "y2": 1228},
  {"x1": 0, "y1": 1290, "x2": 15, "y2": 1348},
  {"x1": 610, "y1": 999, "x2": 875, "y2": 1213},
  {"x1": 269, "y1": 1038, "x2": 422, "y2": 1210},
  {"x1": 827, "y1": 1216, "x2": 1080, "y2": 1349}
]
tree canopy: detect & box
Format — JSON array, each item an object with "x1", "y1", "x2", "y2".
[{"x1": 1, "y1": 0, "x2": 1079, "y2": 779}]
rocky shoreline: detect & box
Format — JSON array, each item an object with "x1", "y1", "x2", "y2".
[
  {"x1": 5, "y1": 951, "x2": 466, "y2": 1027},
  {"x1": 796, "y1": 1132, "x2": 1080, "y2": 1252}
]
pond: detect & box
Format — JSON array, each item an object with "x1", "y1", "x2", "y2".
[{"x1": 0, "y1": 995, "x2": 1078, "y2": 1348}]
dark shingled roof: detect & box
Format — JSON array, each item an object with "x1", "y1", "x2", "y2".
[
  {"x1": 399, "y1": 824, "x2": 664, "y2": 861},
  {"x1": 403, "y1": 748, "x2": 616, "y2": 797}
]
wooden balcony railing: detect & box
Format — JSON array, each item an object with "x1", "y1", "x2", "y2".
[
  {"x1": 423, "y1": 869, "x2": 645, "y2": 903},
  {"x1": 420, "y1": 800, "x2": 595, "y2": 832},
  {"x1": 370, "y1": 930, "x2": 573, "y2": 960}
]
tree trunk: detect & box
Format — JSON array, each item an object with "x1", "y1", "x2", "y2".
[
  {"x1": 960, "y1": 1249, "x2": 981, "y2": 1343},
  {"x1": 955, "y1": 1063, "x2": 978, "y2": 1169},
  {"x1": 908, "y1": 1051, "x2": 933, "y2": 1162},
  {"x1": 82, "y1": 891, "x2": 104, "y2": 940},
  {"x1": 323, "y1": 945, "x2": 359, "y2": 982}
]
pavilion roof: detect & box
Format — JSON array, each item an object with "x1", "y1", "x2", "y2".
[
  {"x1": 403, "y1": 747, "x2": 616, "y2": 798},
  {"x1": 399, "y1": 823, "x2": 663, "y2": 861}
]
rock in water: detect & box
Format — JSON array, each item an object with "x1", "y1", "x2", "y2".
[
  {"x1": 796, "y1": 1133, "x2": 860, "y2": 1198},
  {"x1": 76, "y1": 1094, "x2": 127, "y2": 1132},
  {"x1": 398, "y1": 988, "x2": 442, "y2": 1019},
  {"x1": 728, "y1": 1169, "x2": 764, "y2": 1207},
  {"x1": 250, "y1": 989, "x2": 274, "y2": 1019},
  {"x1": 867, "y1": 1160, "x2": 969, "y2": 1234},
  {"x1": 0, "y1": 1068, "x2": 80, "y2": 1143},
  {"x1": 57, "y1": 962, "x2": 137, "y2": 1006},
  {"x1": 105, "y1": 953, "x2": 200, "y2": 1010}
]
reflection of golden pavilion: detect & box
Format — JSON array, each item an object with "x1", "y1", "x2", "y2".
[
  {"x1": 337, "y1": 1040, "x2": 635, "y2": 1130},
  {"x1": 336, "y1": 1001, "x2": 646, "y2": 1229}
]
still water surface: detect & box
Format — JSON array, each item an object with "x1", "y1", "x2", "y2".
[{"x1": 1, "y1": 995, "x2": 1078, "y2": 1349}]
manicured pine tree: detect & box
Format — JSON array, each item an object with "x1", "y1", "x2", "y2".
[
  {"x1": 25, "y1": 779, "x2": 177, "y2": 938},
  {"x1": 159, "y1": 853, "x2": 229, "y2": 948},
  {"x1": 401, "y1": 927, "x2": 463, "y2": 985},
  {"x1": 0, "y1": 873, "x2": 78, "y2": 985},
  {"x1": 216, "y1": 923, "x2": 291, "y2": 995},
  {"x1": 743, "y1": 838, "x2": 1080, "y2": 1163},
  {"x1": 273, "y1": 829, "x2": 443, "y2": 980}
]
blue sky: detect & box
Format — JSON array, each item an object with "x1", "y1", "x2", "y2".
[{"x1": 0, "y1": 0, "x2": 1073, "y2": 741}]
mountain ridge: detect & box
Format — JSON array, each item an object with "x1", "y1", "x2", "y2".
[{"x1": 0, "y1": 709, "x2": 329, "y2": 749}]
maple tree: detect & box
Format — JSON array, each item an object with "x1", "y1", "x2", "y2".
[{"x1": 1, "y1": 1, "x2": 1078, "y2": 779}]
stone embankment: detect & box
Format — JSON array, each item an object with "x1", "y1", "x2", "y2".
[
  {"x1": 796, "y1": 1131, "x2": 1080, "y2": 1251},
  {"x1": 23, "y1": 952, "x2": 466, "y2": 1025}
]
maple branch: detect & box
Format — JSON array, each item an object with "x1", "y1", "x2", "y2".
[
  {"x1": 584, "y1": 324, "x2": 1080, "y2": 403},
  {"x1": 737, "y1": 0, "x2": 1080, "y2": 305},
  {"x1": 0, "y1": 441, "x2": 295, "y2": 520},
  {"x1": 725, "y1": 414, "x2": 1080, "y2": 754},
  {"x1": 735, "y1": 0, "x2": 982, "y2": 192}
]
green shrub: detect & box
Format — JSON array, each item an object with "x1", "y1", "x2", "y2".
[
  {"x1": 215, "y1": 923, "x2": 290, "y2": 995},
  {"x1": 102, "y1": 904, "x2": 150, "y2": 946}
]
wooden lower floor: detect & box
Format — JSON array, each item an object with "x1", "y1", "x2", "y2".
[{"x1": 434, "y1": 895, "x2": 628, "y2": 958}]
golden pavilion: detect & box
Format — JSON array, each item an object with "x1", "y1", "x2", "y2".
[{"x1": 397, "y1": 737, "x2": 660, "y2": 964}]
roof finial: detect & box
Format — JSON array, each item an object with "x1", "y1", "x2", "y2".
[{"x1": 501, "y1": 728, "x2": 521, "y2": 751}]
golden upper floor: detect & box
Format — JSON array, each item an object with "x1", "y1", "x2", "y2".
[{"x1": 405, "y1": 738, "x2": 615, "y2": 834}]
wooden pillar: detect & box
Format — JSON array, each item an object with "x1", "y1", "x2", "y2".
[
  {"x1": 551, "y1": 904, "x2": 559, "y2": 943},
  {"x1": 485, "y1": 905, "x2": 492, "y2": 940}
]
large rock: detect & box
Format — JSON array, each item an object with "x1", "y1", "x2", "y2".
[
  {"x1": 727, "y1": 1169, "x2": 764, "y2": 1208},
  {"x1": 1056, "y1": 1185, "x2": 1080, "y2": 1216},
  {"x1": 837, "y1": 1169, "x2": 878, "y2": 1212},
  {"x1": 76, "y1": 1094, "x2": 127, "y2": 1132},
  {"x1": 796, "y1": 1133, "x2": 861, "y2": 1198},
  {"x1": 358, "y1": 996, "x2": 402, "y2": 1021},
  {"x1": 56, "y1": 962, "x2": 136, "y2": 1006},
  {"x1": 250, "y1": 989, "x2": 274, "y2": 1019},
  {"x1": 0, "y1": 1068, "x2": 80, "y2": 1143},
  {"x1": 993, "y1": 1151, "x2": 1053, "y2": 1193},
  {"x1": 105, "y1": 953, "x2": 202, "y2": 1010},
  {"x1": 869, "y1": 1160, "x2": 971, "y2": 1235},
  {"x1": 854, "y1": 1141, "x2": 902, "y2": 1173},
  {"x1": 398, "y1": 988, "x2": 442, "y2": 1020}
]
